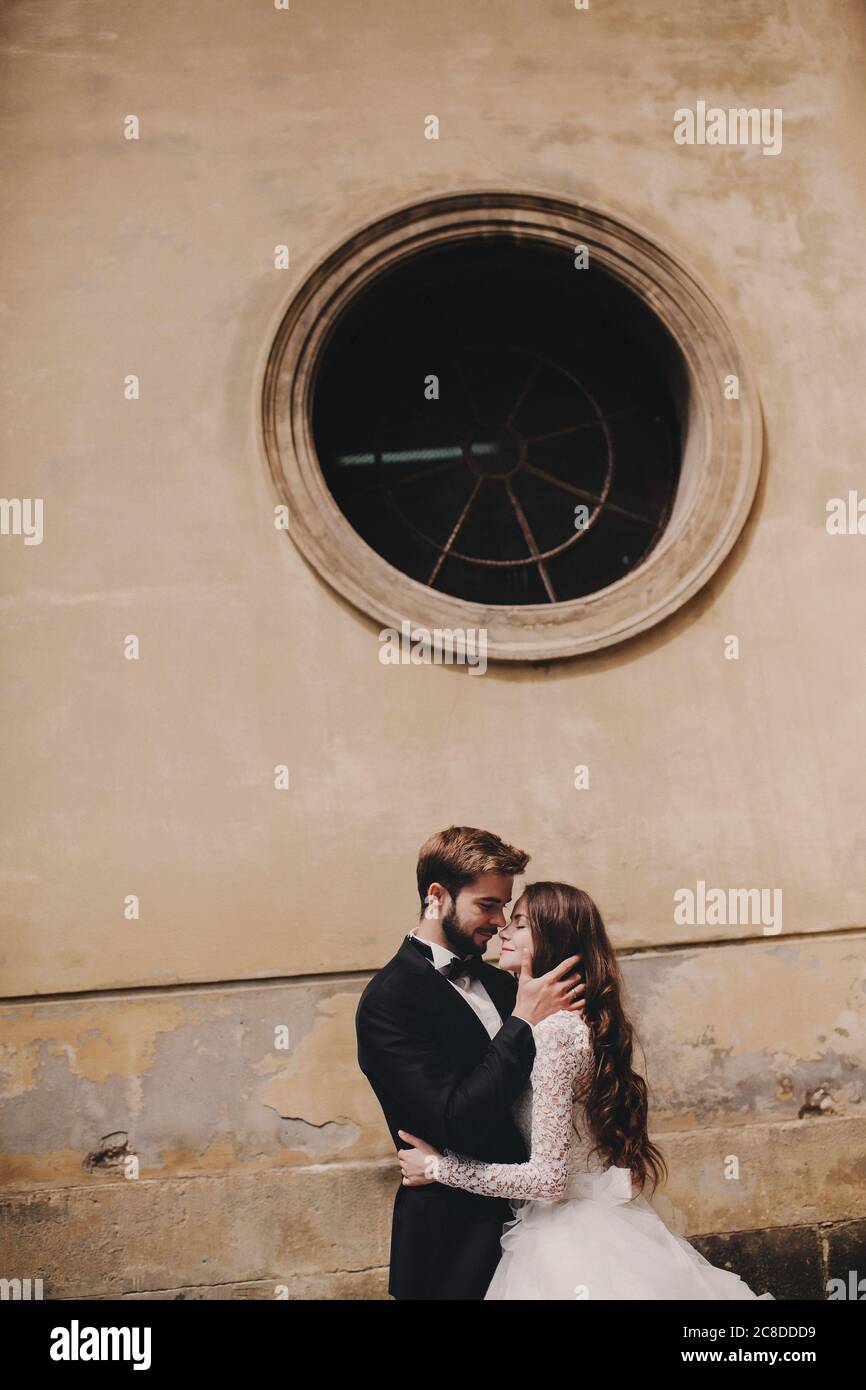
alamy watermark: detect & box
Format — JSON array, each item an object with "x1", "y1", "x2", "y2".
[
  {"x1": 378, "y1": 619, "x2": 488, "y2": 675},
  {"x1": 674, "y1": 880, "x2": 782, "y2": 935},
  {"x1": 1, "y1": 1276, "x2": 43, "y2": 1299},
  {"x1": 674, "y1": 101, "x2": 782, "y2": 157},
  {"x1": 826, "y1": 490, "x2": 866, "y2": 534},
  {"x1": 0, "y1": 497, "x2": 43, "y2": 545},
  {"x1": 50, "y1": 1321, "x2": 151, "y2": 1369},
  {"x1": 827, "y1": 1269, "x2": 866, "y2": 1299}
]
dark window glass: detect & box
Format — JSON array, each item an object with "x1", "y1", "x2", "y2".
[{"x1": 313, "y1": 238, "x2": 681, "y2": 606}]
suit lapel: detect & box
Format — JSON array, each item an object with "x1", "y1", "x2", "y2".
[{"x1": 395, "y1": 937, "x2": 494, "y2": 1054}]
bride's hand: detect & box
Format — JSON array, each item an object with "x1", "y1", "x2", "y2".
[{"x1": 397, "y1": 1130, "x2": 441, "y2": 1186}]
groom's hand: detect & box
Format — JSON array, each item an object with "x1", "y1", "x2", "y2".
[
  {"x1": 513, "y1": 955, "x2": 585, "y2": 1026},
  {"x1": 397, "y1": 1131, "x2": 441, "y2": 1187}
]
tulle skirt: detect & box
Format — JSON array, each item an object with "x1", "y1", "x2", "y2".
[{"x1": 485, "y1": 1166, "x2": 775, "y2": 1301}]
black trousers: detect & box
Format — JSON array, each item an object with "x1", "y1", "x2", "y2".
[{"x1": 389, "y1": 1180, "x2": 511, "y2": 1300}]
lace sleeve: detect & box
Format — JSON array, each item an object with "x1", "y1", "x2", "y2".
[{"x1": 430, "y1": 1012, "x2": 594, "y2": 1202}]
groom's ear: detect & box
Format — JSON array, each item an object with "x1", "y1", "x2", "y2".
[{"x1": 423, "y1": 883, "x2": 447, "y2": 920}]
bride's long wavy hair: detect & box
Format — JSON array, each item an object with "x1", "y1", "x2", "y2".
[{"x1": 521, "y1": 881, "x2": 666, "y2": 1195}]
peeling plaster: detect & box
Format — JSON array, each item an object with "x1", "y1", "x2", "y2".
[
  {"x1": 260, "y1": 995, "x2": 384, "y2": 1157},
  {"x1": 0, "y1": 1000, "x2": 198, "y2": 1095}
]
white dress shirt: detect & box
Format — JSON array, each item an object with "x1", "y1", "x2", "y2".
[{"x1": 406, "y1": 927, "x2": 504, "y2": 1039}]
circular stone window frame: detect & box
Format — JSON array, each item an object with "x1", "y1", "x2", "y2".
[{"x1": 262, "y1": 191, "x2": 762, "y2": 661}]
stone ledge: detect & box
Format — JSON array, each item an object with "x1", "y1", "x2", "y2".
[
  {"x1": 658, "y1": 1113, "x2": 866, "y2": 1236},
  {"x1": 0, "y1": 1161, "x2": 393, "y2": 1300}
]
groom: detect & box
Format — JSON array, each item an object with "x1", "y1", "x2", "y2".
[{"x1": 355, "y1": 826, "x2": 584, "y2": 1300}]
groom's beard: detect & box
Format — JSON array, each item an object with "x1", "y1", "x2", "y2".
[{"x1": 439, "y1": 901, "x2": 487, "y2": 958}]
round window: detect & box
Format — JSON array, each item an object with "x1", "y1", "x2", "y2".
[
  {"x1": 313, "y1": 239, "x2": 681, "y2": 608},
  {"x1": 263, "y1": 193, "x2": 762, "y2": 660}
]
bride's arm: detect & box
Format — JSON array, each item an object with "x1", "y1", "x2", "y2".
[{"x1": 431, "y1": 1013, "x2": 593, "y2": 1202}]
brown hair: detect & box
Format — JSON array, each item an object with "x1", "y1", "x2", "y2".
[
  {"x1": 416, "y1": 826, "x2": 530, "y2": 913},
  {"x1": 522, "y1": 881, "x2": 667, "y2": 1195}
]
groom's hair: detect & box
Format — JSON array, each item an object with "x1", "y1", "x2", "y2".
[{"x1": 416, "y1": 826, "x2": 530, "y2": 912}]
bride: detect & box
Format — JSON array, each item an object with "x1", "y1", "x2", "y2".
[{"x1": 397, "y1": 882, "x2": 774, "y2": 1301}]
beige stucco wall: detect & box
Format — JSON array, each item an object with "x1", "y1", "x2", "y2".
[{"x1": 1, "y1": 0, "x2": 864, "y2": 1297}]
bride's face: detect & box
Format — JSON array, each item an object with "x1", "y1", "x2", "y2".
[{"x1": 498, "y1": 898, "x2": 533, "y2": 975}]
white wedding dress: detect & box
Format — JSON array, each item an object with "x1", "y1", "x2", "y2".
[{"x1": 432, "y1": 1010, "x2": 775, "y2": 1300}]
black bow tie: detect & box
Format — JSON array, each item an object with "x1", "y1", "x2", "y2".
[
  {"x1": 443, "y1": 954, "x2": 482, "y2": 982},
  {"x1": 407, "y1": 935, "x2": 482, "y2": 981}
]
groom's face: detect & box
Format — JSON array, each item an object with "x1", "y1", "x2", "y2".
[{"x1": 439, "y1": 871, "x2": 514, "y2": 957}]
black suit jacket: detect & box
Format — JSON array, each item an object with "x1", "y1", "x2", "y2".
[{"x1": 356, "y1": 936, "x2": 536, "y2": 1300}]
